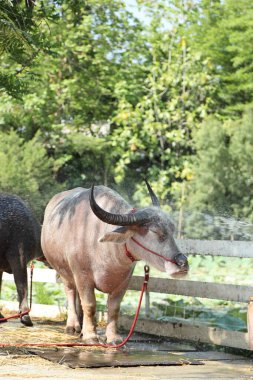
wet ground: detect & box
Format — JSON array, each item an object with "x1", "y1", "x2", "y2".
[{"x1": 0, "y1": 319, "x2": 252, "y2": 379}]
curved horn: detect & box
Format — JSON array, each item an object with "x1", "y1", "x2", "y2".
[
  {"x1": 145, "y1": 179, "x2": 160, "y2": 207},
  {"x1": 90, "y1": 185, "x2": 153, "y2": 226}
]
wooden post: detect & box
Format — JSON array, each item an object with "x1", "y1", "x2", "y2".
[{"x1": 247, "y1": 296, "x2": 253, "y2": 349}]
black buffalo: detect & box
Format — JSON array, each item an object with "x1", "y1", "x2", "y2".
[{"x1": 0, "y1": 193, "x2": 42, "y2": 326}]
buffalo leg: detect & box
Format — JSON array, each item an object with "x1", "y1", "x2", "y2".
[
  {"x1": 63, "y1": 279, "x2": 82, "y2": 334},
  {"x1": 0, "y1": 270, "x2": 2, "y2": 296},
  {"x1": 0, "y1": 271, "x2": 6, "y2": 321},
  {"x1": 75, "y1": 291, "x2": 83, "y2": 327},
  {"x1": 6, "y1": 247, "x2": 32, "y2": 326},
  {"x1": 74, "y1": 277, "x2": 98, "y2": 343},
  {"x1": 106, "y1": 289, "x2": 126, "y2": 344}
]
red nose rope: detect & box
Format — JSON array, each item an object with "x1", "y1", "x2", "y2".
[
  {"x1": 0, "y1": 265, "x2": 150, "y2": 349},
  {"x1": 126, "y1": 208, "x2": 177, "y2": 265},
  {"x1": 127, "y1": 237, "x2": 177, "y2": 264},
  {"x1": 0, "y1": 261, "x2": 34, "y2": 323}
]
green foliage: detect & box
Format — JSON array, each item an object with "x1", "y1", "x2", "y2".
[
  {"x1": 0, "y1": 0, "x2": 49, "y2": 97},
  {"x1": 62, "y1": 133, "x2": 114, "y2": 187},
  {"x1": 112, "y1": 0, "x2": 216, "y2": 203},
  {"x1": 228, "y1": 110, "x2": 253, "y2": 218},
  {"x1": 1, "y1": 280, "x2": 65, "y2": 306},
  {"x1": 188, "y1": 117, "x2": 230, "y2": 213},
  {"x1": 189, "y1": 0, "x2": 253, "y2": 114},
  {"x1": 1, "y1": 282, "x2": 17, "y2": 301},
  {"x1": 0, "y1": 0, "x2": 34, "y2": 56},
  {"x1": 152, "y1": 298, "x2": 247, "y2": 332},
  {"x1": 0, "y1": 0, "x2": 253, "y2": 224},
  {"x1": 0, "y1": 0, "x2": 146, "y2": 188},
  {"x1": 0, "y1": 129, "x2": 63, "y2": 218},
  {"x1": 187, "y1": 109, "x2": 253, "y2": 222},
  {"x1": 33, "y1": 283, "x2": 64, "y2": 305}
]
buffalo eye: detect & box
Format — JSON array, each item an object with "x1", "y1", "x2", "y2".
[
  {"x1": 158, "y1": 234, "x2": 166, "y2": 242},
  {"x1": 149, "y1": 228, "x2": 166, "y2": 242},
  {"x1": 138, "y1": 225, "x2": 149, "y2": 236}
]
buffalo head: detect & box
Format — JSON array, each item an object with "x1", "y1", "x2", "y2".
[{"x1": 90, "y1": 181, "x2": 189, "y2": 278}]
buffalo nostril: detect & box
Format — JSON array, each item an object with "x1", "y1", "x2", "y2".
[{"x1": 174, "y1": 253, "x2": 188, "y2": 267}]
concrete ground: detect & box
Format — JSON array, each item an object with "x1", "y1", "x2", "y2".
[{"x1": 0, "y1": 351, "x2": 252, "y2": 380}]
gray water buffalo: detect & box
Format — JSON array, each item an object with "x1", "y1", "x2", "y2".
[
  {"x1": 0, "y1": 194, "x2": 42, "y2": 326},
  {"x1": 41, "y1": 181, "x2": 188, "y2": 344}
]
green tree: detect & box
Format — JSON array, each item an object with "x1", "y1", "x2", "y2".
[
  {"x1": 112, "y1": 0, "x2": 216, "y2": 202},
  {"x1": 227, "y1": 109, "x2": 253, "y2": 219},
  {"x1": 189, "y1": 0, "x2": 253, "y2": 115},
  {"x1": 187, "y1": 117, "x2": 230, "y2": 213},
  {"x1": 187, "y1": 109, "x2": 253, "y2": 222},
  {"x1": 1, "y1": 0, "x2": 252, "y2": 225},
  {"x1": 0, "y1": 0, "x2": 145, "y2": 188},
  {"x1": 0, "y1": 0, "x2": 49, "y2": 97},
  {"x1": 0, "y1": 129, "x2": 62, "y2": 218}
]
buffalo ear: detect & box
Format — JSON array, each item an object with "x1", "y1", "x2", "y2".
[{"x1": 99, "y1": 226, "x2": 134, "y2": 244}]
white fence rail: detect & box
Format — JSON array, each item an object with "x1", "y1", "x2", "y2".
[
  {"x1": 1, "y1": 239, "x2": 253, "y2": 351},
  {"x1": 176, "y1": 239, "x2": 253, "y2": 258},
  {"x1": 3, "y1": 268, "x2": 58, "y2": 283},
  {"x1": 124, "y1": 239, "x2": 253, "y2": 351}
]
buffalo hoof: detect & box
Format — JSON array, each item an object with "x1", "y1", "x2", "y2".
[
  {"x1": 82, "y1": 337, "x2": 100, "y2": 345},
  {"x1": 65, "y1": 326, "x2": 81, "y2": 335},
  {"x1": 21, "y1": 314, "x2": 33, "y2": 327},
  {"x1": 75, "y1": 325, "x2": 82, "y2": 334},
  {"x1": 107, "y1": 339, "x2": 123, "y2": 346},
  {"x1": 98, "y1": 335, "x2": 107, "y2": 344},
  {"x1": 66, "y1": 326, "x2": 76, "y2": 335}
]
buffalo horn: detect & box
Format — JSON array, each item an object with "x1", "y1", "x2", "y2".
[
  {"x1": 145, "y1": 179, "x2": 160, "y2": 207},
  {"x1": 90, "y1": 185, "x2": 153, "y2": 226}
]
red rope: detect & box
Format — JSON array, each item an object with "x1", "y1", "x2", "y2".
[
  {"x1": 131, "y1": 237, "x2": 177, "y2": 264},
  {"x1": 125, "y1": 244, "x2": 138, "y2": 262},
  {"x1": 0, "y1": 261, "x2": 34, "y2": 322},
  {"x1": 0, "y1": 265, "x2": 150, "y2": 349}
]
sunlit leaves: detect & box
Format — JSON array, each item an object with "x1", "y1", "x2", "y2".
[{"x1": 112, "y1": 1, "x2": 216, "y2": 200}]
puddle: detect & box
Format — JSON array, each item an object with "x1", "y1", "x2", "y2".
[{"x1": 29, "y1": 347, "x2": 202, "y2": 368}]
